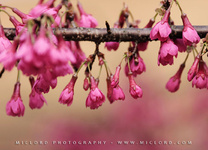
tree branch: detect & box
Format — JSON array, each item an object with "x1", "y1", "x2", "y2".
[{"x1": 3, "y1": 25, "x2": 208, "y2": 42}]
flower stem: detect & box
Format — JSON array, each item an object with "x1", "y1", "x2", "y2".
[
  {"x1": 174, "y1": 0, "x2": 183, "y2": 15},
  {"x1": 16, "y1": 69, "x2": 21, "y2": 82},
  {"x1": 182, "y1": 53, "x2": 189, "y2": 65},
  {"x1": 0, "y1": 9, "x2": 11, "y2": 18}
]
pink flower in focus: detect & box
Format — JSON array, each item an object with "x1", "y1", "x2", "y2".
[
  {"x1": 0, "y1": 25, "x2": 12, "y2": 53},
  {"x1": 111, "y1": 65, "x2": 121, "y2": 87},
  {"x1": 0, "y1": 39, "x2": 17, "y2": 71},
  {"x1": 158, "y1": 38, "x2": 178, "y2": 66},
  {"x1": 181, "y1": 13, "x2": 200, "y2": 46},
  {"x1": 86, "y1": 76, "x2": 105, "y2": 109},
  {"x1": 125, "y1": 55, "x2": 146, "y2": 77},
  {"x1": 6, "y1": 82, "x2": 25, "y2": 117},
  {"x1": 174, "y1": 39, "x2": 187, "y2": 52},
  {"x1": 150, "y1": 8, "x2": 171, "y2": 42},
  {"x1": 187, "y1": 56, "x2": 200, "y2": 81},
  {"x1": 33, "y1": 75, "x2": 50, "y2": 94},
  {"x1": 192, "y1": 61, "x2": 207, "y2": 89},
  {"x1": 77, "y1": 2, "x2": 98, "y2": 28},
  {"x1": 128, "y1": 73, "x2": 143, "y2": 99},
  {"x1": 59, "y1": 74, "x2": 78, "y2": 106},
  {"x1": 29, "y1": 77, "x2": 47, "y2": 109},
  {"x1": 166, "y1": 64, "x2": 185, "y2": 92}
]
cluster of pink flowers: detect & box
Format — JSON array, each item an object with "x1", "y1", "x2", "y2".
[{"x1": 0, "y1": 0, "x2": 98, "y2": 117}]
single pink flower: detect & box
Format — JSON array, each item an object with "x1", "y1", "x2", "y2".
[
  {"x1": 0, "y1": 25, "x2": 12, "y2": 53},
  {"x1": 86, "y1": 76, "x2": 105, "y2": 109},
  {"x1": 125, "y1": 55, "x2": 146, "y2": 77},
  {"x1": 150, "y1": 8, "x2": 171, "y2": 42},
  {"x1": 29, "y1": 77, "x2": 47, "y2": 109},
  {"x1": 12, "y1": 8, "x2": 33, "y2": 24},
  {"x1": 77, "y1": 2, "x2": 98, "y2": 28},
  {"x1": 181, "y1": 13, "x2": 200, "y2": 46},
  {"x1": 6, "y1": 82, "x2": 25, "y2": 117},
  {"x1": 9, "y1": 16, "x2": 25, "y2": 37},
  {"x1": 158, "y1": 38, "x2": 178, "y2": 66},
  {"x1": 187, "y1": 56, "x2": 200, "y2": 81},
  {"x1": 128, "y1": 73, "x2": 143, "y2": 99},
  {"x1": 33, "y1": 75, "x2": 50, "y2": 94},
  {"x1": 59, "y1": 74, "x2": 78, "y2": 106},
  {"x1": 166, "y1": 64, "x2": 185, "y2": 92},
  {"x1": 192, "y1": 61, "x2": 207, "y2": 89},
  {"x1": 111, "y1": 65, "x2": 121, "y2": 87},
  {"x1": 173, "y1": 39, "x2": 187, "y2": 52}
]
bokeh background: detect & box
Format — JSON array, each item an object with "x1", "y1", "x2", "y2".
[{"x1": 0, "y1": 0, "x2": 208, "y2": 149}]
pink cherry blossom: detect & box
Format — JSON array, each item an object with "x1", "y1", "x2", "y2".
[
  {"x1": 0, "y1": 25, "x2": 12, "y2": 53},
  {"x1": 125, "y1": 55, "x2": 146, "y2": 77},
  {"x1": 150, "y1": 8, "x2": 171, "y2": 42},
  {"x1": 192, "y1": 61, "x2": 207, "y2": 89},
  {"x1": 181, "y1": 13, "x2": 200, "y2": 46},
  {"x1": 111, "y1": 65, "x2": 121, "y2": 87},
  {"x1": 29, "y1": 76, "x2": 47, "y2": 109},
  {"x1": 59, "y1": 74, "x2": 78, "y2": 106},
  {"x1": 86, "y1": 76, "x2": 105, "y2": 109},
  {"x1": 166, "y1": 64, "x2": 185, "y2": 92},
  {"x1": 6, "y1": 82, "x2": 25, "y2": 117},
  {"x1": 83, "y1": 77, "x2": 90, "y2": 91},
  {"x1": 187, "y1": 56, "x2": 200, "y2": 81},
  {"x1": 158, "y1": 38, "x2": 178, "y2": 66},
  {"x1": 128, "y1": 73, "x2": 143, "y2": 99},
  {"x1": 77, "y1": 2, "x2": 98, "y2": 28}
]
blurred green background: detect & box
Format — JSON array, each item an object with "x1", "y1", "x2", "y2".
[{"x1": 0, "y1": 0, "x2": 208, "y2": 149}]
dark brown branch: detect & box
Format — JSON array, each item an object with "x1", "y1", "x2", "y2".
[{"x1": 3, "y1": 26, "x2": 208, "y2": 42}]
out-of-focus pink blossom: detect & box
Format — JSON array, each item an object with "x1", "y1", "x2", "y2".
[
  {"x1": 128, "y1": 73, "x2": 143, "y2": 99},
  {"x1": 6, "y1": 82, "x2": 25, "y2": 117},
  {"x1": 150, "y1": 8, "x2": 171, "y2": 42},
  {"x1": 181, "y1": 13, "x2": 200, "y2": 46},
  {"x1": 86, "y1": 76, "x2": 105, "y2": 109},
  {"x1": 187, "y1": 56, "x2": 200, "y2": 81},
  {"x1": 158, "y1": 38, "x2": 178, "y2": 66},
  {"x1": 77, "y1": 2, "x2": 98, "y2": 28},
  {"x1": 0, "y1": 25, "x2": 12, "y2": 53},
  {"x1": 0, "y1": 39, "x2": 17, "y2": 71},
  {"x1": 174, "y1": 39, "x2": 187, "y2": 52},
  {"x1": 59, "y1": 74, "x2": 78, "y2": 106},
  {"x1": 83, "y1": 77, "x2": 90, "y2": 91},
  {"x1": 111, "y1": 65, "x2": 121, "y2": 87},
  {"x1": 166, "y1": 64, "x2": 185, "y2": 92},
  {"x1": 192, "y1": 61, "x2": 207, "y2": 89}
]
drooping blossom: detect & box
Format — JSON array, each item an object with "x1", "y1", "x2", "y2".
[
  {"x1": 181, "y1": 13, "x2": 200, "y2": 46},
  {"x1": 6, "y1": 82, "x2": 25, "y2": 117},
  {"x1": 86, "y1": 76, "x2": 105, "y2": 109},
  {"x1": 111, "y1": 65, "x2": 121, "y2": 87},
  {"x1": 192, "y1": 61, "x2": 207, "y2": 89},
  {"x1": 125, "y1": 55, "x2": 146, "y2": 77},
  {"x1": 150, "y1": 7, "x2": 171, "y2": 42},
  {"x1": 105, "y1": 22, "x2": 120, "y2": 51},
  {"x1": 187, "y1": 56, "x2": 200, "y2": 81},
  {"x1": 158, "y1": 38, "x2": 178, "y2": 66},
  {"x1": 166, "y1": 64, "x2": 185, "y2": 92},
  {"x1": 59, "y1": 74, "x2": 78, "y2": 106},
  {"x1": 0, "y1": 25, "x2": 12, "y2": 53},
  {"x1": 29, "y1": 76, "x2": 47, "y2": 109},
  {"x1": 128, "y1": 73, "x2": 143, "y2": 99},
  {"x1": 77, "y1": 1, "x2": 98, "y2": 28}
]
